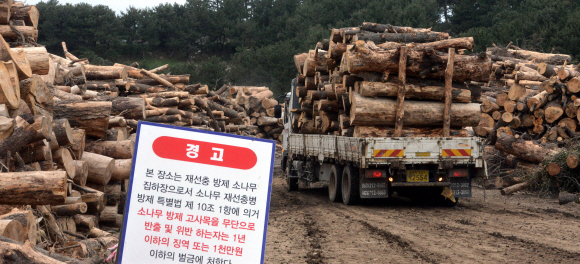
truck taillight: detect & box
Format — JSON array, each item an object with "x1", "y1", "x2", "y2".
[
  {"x1": 450, "y1": 168, "x2": 469, "y2": 177},
  {"x1": 365, "y1": 170, "x2": 386, "y2": 178}
]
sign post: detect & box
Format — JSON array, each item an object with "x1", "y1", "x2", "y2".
[{"x1": 117, "y1": 122, "x2": 275, "y2": 264}]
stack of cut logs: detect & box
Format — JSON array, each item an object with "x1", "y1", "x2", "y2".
[
  {"x1": 0, "y1": 2, "x2": 278, "y2": 262},
  {"x1": 0, "y1": 0, "x2": 38, "y2": 44},
  {"x1": 230, "y1": 86, "x2": 283, "y2": 141},
  {"x1": 475, "y1": 44, "x2": 580, "y2": 195},
  {"x1": 292, "y1": 22, "x2": 488, "y2": 138}
]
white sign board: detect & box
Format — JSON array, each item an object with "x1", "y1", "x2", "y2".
[{"x1": 118, "y1": 122, "x2": 275, "y2": 264}]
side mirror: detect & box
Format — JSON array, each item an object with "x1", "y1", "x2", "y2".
[{"x1": 274, "y1": 105, "x2": 282, "y2": 118}]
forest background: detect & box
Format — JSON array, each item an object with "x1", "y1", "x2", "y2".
[{"x1": 36, "y1": 0, "x2": 580, "y2": 95}]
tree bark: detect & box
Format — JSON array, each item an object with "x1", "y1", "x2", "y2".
[
  {"x1": 73, "y1": 160, "x2": 88, "y2": 187},
  {"x1": 0, "y1": 219, "x2": 25, "y2": 243},
  {"x1": 11, "y1": 47, "x2": 49, "y2": 75},
  {"x1": 501, "y1": 181, "x2": 532, "y2": 195},
  {"x1": 495, "y1": 132, "x2": 558, "y2": 163},
  {"x1": 81, "y1": 152, "x2": 114, "y2": 186},
  {"x1": 0, "y1": 209, "x2": 38, "y2": 245},
  {"x1": 111, "y1": 158, "x2": 132, "y2": 181},
  {"x1": 0, "y1": 171, "x2": 67, "y2": 205},
  {"x1": 53, "y1": 101, "x2": 111, "y2": 138},
  {"x1": 346, "y1": 40, "x2": 490, "y2": 82},
  {"x1": 357, "y1": 81, "x2": 471, "y2": 103},
  {"x1": 51, "y1": 203, "x2": 88, "y2": 216},
  {"x1": 356, "y1": 31, "x2": 449, "y2": 43},
  {"x1": 0, "y1": 61, "x2": 20, "y2": 109},
  {"x1": 10, "y1": 5, "x2": 40, "y2": 28},
  {"x1": 84, "y1": 65, "x2": 127, "y2": 80},
  {"x1": 350, "y1": 93, "x2": 481, "y2": 127},
  {"x1": 0, "y1": 116, "x2": 36, "y2": 159}
]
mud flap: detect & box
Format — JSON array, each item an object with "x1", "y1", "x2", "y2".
[{"x1": 441, "y1": 187, "x2": 456, "y2": 202}]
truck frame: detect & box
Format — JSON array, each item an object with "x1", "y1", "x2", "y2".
[{"x1": 279, "y1": 79, "x2": 486, "y2": 206}]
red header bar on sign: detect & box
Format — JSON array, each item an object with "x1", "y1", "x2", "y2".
[{"x1": 152, "y1": 136, "x2": 257, "y2": 170}]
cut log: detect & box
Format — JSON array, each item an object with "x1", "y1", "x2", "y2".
[
  {"x1": 111, "y1": 159, "x2": 132, "y2": 181},
  {"x1": 51, "y1": 203, "x2": 88, "y2": 216},
  {"x1": 52, "y1": 119, "x2": 73, "y2": 146},
  {"x1": 89, "y1": 227, "x2": 112, "y2": 238},
  {"x1": 69, "y1": 128, "x2": 85, "y2": 159},
  {"x1": 53, "y1": 148, "x2": 75, "y2": 179},
  {"x1": 0, "y1": 116, "x2": 36, "y2": 159},
  {"x1": 0, "y1": 238, "x2": 70, "y2": 264},
  {"x1": 353, "y1": 126, "x2": 469, "y2": 138},
  {"x1": 139, "y1": 69, "x2": 176, "y2": 89},
  {"x1": 0, "y1": 219, "x2": 25, "y2": 243},
  {"x1": 0, "y1": 171, "x2": 66, "y2": 205},
  {"x1": 567, "y1": 154, "x2": 579, "y2": 169},
  {"x1": 0, "y1": 35, "x2": 32, "y2": 79},
  {"x1": 494, "y1": 49, "x2": 571, "y2": 65},
  {"x1": 544, "y1": 101, "x2": 564, "y2": 124},
  {"x1": 501, "y1": 181, "x2": 532, "y2": 195},
  {"x1": 84, "y1": 65, "x2": 127, "y2": 80},
  {"x1": 346, "y1": 40, "x2": 491, "y2": 82},
  {"x1": 0, "y1": 61, "x2": 20, "y2": 109},
  {"x1": 110, "y1": 97, "x2": 145, "y2": 120},
  {"x1": 546, "y1": 162, "x2": 561, "y2": 176},
  {"x1": 495, "y1": 132, "x2": 558, "y2": 163},
  {"x1": 81, "y1": 152, "x2": 114, "y2": 186},
  {"x1": 350, "y1": 93, "x2": 480, "y2": 127},
  {"x1": 53, "y1": 101, "x2": 111, "y2": 138},
  {"x1": 73, "y1": 160, "x2": 88, "y2": 187},
  {"x1": 357, "y1": 81, "x2": 471, "y2": 103},
  {"x1": 0, "y1": 209, "x2": 37, "y2": 245},
  {"x1": 85, "y1": 139, "x2": 134, "y2": 159},
  {"x1": 11, "y1": 47, "x2": 49, "y2": 75},
  {"x1": 356, "y1": 31, "x2": 449, "y2": 43},
  {"x1": 73, "y1": 214, "x2": 98, "y2": 230},
  {"x1": 0, "y1": 0, "x2": 10, "y2": 24}
]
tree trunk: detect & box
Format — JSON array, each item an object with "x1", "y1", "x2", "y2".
[
  {"x1": 53, "y1": 148, "x2": 75, "y2": 179},
  {"x1": 73, "y1": 160, "x2": 88, "y2": 187},
  {"x1": 350, "y1": 93, "x2": 480, "y2": 127},
  {"x1": 567, "y1": 154, "x2": 579, "y2": 169},
  {"x1": 495, "y1": 132, "x2": 558, "y2": 163},
  {"x1": 81, "y1": 152, "x2": 114, "y2": 186},
  {"x1": 357, "y1": 81, "x2": 471, "y2": 103},
  {"x1": 52, "y1": 119, "x2": 73, "y2": 146},
  {"x1": 0, "y1": 116, "x2": 36, "y2": 159},
  {"x1": 356, "y1": 31, "x2": 449, "y2": 43},
  {"x1": 346, "y1": 41, "x2": 491, "y2": 82},
  {"x1": 84, "y1": 65, "x2": 127, "y2": 80},
  {"x1": 139, "y1": 69, "x2": 176, "y2": 89},
  {"x1": 353, "y1": 126, "x2": 469, "y2": 138},
  {"x1": 51, "y1": 203, "x2": 88, "y2": 216},
  {"x1": 0, "y1": 36, "x2": 32, "y2": 79},
  {"x1": 0, "y1": 61, "x2": 20, "y2": 109},
  {"x1": 0, "y1": 171, "x2": 66, "y2": 205},
  {"x1": 10, "y1": 5, "x2": 40, "y2": 28},
  {"x1": 111, "y1": 158, "x2": 131, "y2": 181},
  {"x1": 11, "y1": 47, "x2": 49, "y2": 75},
  {"x1": 501, "y1": 181, "x2": 532, "y2": 195},
  {"x1": 0, "y1": 219, "x2": 25, "y2": 243},
  {"x1": 0, "y1": 239, "x2": 69, "y2": 264},
  {"x1": 110, "y1": 97, "x2": 145, "y2": 120},
  {"x1": 53, "y1": 101, "x2": 111, "y2": 138},
  {"x1": 0, "y1": 209, "x2": 38, "y2": 245}
]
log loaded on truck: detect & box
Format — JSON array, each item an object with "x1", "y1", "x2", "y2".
[{"x1": 277, "y1": 79, "x2": 486, "y2": 206}]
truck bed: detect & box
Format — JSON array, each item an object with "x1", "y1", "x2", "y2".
[{"x1": 288, "y1": 134, "x2": 484, "y2": 168}]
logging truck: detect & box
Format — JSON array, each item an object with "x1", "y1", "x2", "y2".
[{"x1": 278, "y1": 79, "x2": 486, "y2": 206}]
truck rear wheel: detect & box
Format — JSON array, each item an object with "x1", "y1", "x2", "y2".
[
  {"x1": 341, "y1": 165, "x2": 360, "y2": 205},
  {"x1": 286, "y1": 166, "x2": 298, "y2": 192},
  {"x1": 328, "y1": 164, "x2": 343, "y2": 202}
]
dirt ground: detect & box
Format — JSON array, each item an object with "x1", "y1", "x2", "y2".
[{"x1": 264, "y1": 151, "x2": 580, "y2": 264}]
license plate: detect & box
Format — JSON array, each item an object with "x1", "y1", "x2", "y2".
[{"x1": 406, "y1": 170, "x2": 429, "y2": 182}]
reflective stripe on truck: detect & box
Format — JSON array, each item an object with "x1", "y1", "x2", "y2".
[
  {"x1": 442, "y1": 149, "x2": 471, "y2": 157},
  {"x1": 373, "y1": 149, "x2": 404, "y2": 157}
]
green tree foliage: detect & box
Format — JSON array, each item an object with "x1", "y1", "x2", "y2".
[{"x1": 35, "y1": 0, "x2": 580, "y2": 95}]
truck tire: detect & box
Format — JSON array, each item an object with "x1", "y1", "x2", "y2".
[
  {"x1": 328, "y1": 164, "x2": 343, "y2": 202},
  {"x1": 341, "y1": 165, "x2": 360, "y2": 205},
  {"x1": 286, "y1": 166, "x2": 298, "y2": 192}
]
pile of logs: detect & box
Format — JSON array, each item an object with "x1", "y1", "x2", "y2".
[
  {"x1": 0, "y1": 0, "x2": 39, "y2": 44},
  {"x1": 230, "y1": 86, "x2": 283, "y2": 141},
  {"x1": 292, "y1": 22, "x2": 488, "y2": 137},
  {"x1": 476, "y1": 44, "x2": 580, "y2": 195},
  {"x1": 0, "y1": 2, "x2": 279, "y2": 261}
]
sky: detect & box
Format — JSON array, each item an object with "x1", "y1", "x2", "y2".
[{"x1": 27, "y1": 0, "x2": 188, "y2": 13}]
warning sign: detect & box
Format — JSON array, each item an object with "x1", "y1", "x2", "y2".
[{"x1": 117, "y1": 122, "x2": 275, "y2": 264}]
